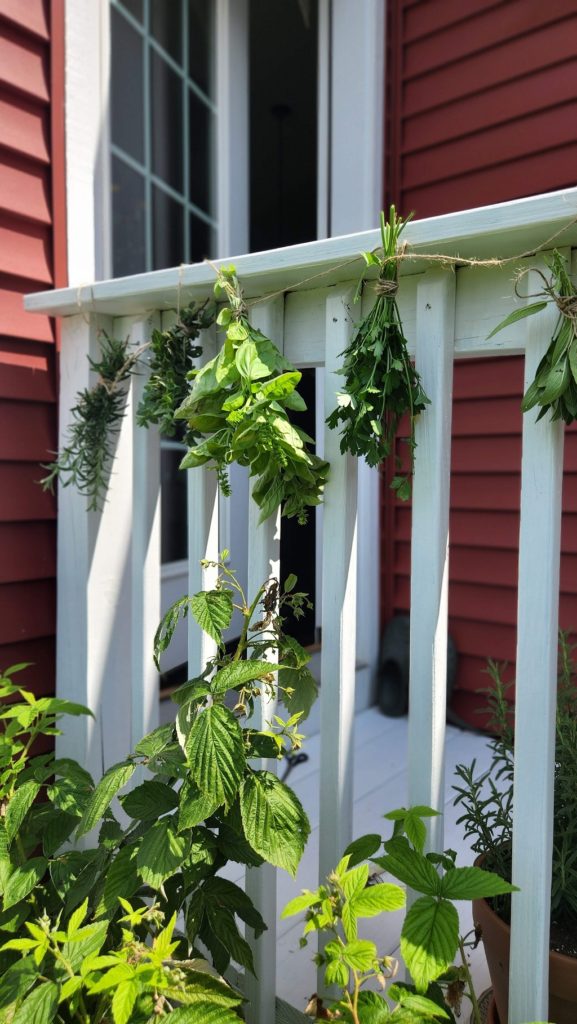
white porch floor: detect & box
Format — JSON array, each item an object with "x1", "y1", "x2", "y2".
[{"x1": 225, "y1": 705, "x2": 494, "y2": 1014}]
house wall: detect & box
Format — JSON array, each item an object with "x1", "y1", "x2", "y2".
[
  {"x1": 0, "y1": 0, "x2": 65, "y2": 695},
  {"x1": 384, "y1": 0, "x2": 577, "y2": 723}
]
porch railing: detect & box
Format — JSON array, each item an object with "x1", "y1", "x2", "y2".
[{"x1": 26, "y1": 187, "x2": 577, "y2": 1024}]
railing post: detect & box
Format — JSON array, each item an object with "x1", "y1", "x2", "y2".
[
  {"x1": 243, "y1": 297, "x2": 284, "y2": 1024},
  {"x1": 509, "y1": 266, "x2": 564, "y2": 1024},
  {"x1": 319, "y1": 285, "x2": 358, "y2": 880},
  {"x1": 408, "y1": 268, "x2": 456, "y2": 853},
  {"x1": 185, "y1": 320, "x2": 219, "y2": 676}
]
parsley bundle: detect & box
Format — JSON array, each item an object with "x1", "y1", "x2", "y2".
[
  {"x1": 175, "y1": 265, "x2": 329, "y2": 524},
  {"x1": 326, "y1": 206, "x2": 429, "y2": 500},
  {"x1": 489, "y1": 249, "x2": 577, "y2": 424}
]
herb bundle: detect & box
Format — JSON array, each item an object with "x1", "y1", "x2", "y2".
[
  {"x1": 41, "y1": 333, "x2": 138, "y2": 511},
  {"x1": 42, "y1": 302, "x2": 215, "y2": 511},
  {"x1": 137, "y1": 300, "x2": 215, "y2": 443},
  {"x1": 175, "y1": 265, "x2": 329, "y2": 524},
  {"x1": 489, "y1": 249, "x2": 577, "y2": 424},
  {"x1": 326, "y1": 206, "x2": 429, "y2": 500}
]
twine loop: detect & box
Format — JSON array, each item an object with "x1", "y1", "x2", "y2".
[
  {"x1": 375, "y1": 280, "x2": 399, "y2": 297},
  {"x1": 555, "y1": 294, "x2": 577, "y2": 321}
]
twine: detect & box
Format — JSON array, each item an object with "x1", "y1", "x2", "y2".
[
  {"x1": 555, "y1": 294, "x2": 577, "y2": 321},
  {"x1": 375, "y1": 279, "x2": 399, "y2": 296}
]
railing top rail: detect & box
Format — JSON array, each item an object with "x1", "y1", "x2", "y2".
[{"x1": 25, "y1": 188, "x2": 577, "y2": 319}]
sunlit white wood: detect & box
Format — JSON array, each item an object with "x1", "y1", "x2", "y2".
[
  {"x1": 509, "y1": 265, "x2": 565, "y2": 1024},
  {"x1": 215, "y1": 0, "x2": 248, "y2": 258},
  {"x1": 243, "y1": 297, "x2": 284, "y2": 1024},
  {"x1": 185, "y1": 321, "x2": 219, "y2": 676},
  {"x1": 408, "y1": 269, "x2": 456, "y2": 853},
  {"x1": 26, "y1": 188, "x2": 577, "y2": 318},
  {"x1": 319, "y1": 286, "x2": 358, "y2": 881},
  {"x1": 316, "y1": 0, "x2": 330, "y2": 240},
  {"x1": 125, "y1": 314, "x2": 161, "y2": 747}
]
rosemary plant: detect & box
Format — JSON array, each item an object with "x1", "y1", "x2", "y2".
[{"x1": 326, "y1": 206, "x2": 429, "y2": 500}]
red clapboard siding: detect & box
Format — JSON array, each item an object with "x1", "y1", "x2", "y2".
[
  {"x1": 0, "y1": 400, "x2": 56, "y2": 460},
  {"x1": 0, "y1": 89, "x2": 50, "y2": 163},
  {"x1": 0, "y1": 522, "x2": 56, "y2": 582},
  {"x1": 0, "y1": 3, "x2": 63, "y2": 706},
  {"x1": 0, "y1": 637, "x2": 55, "y2": 696},
  {"x1": 384, "y1": 3, "x2": 577, "y2": 724},
  {"x1": 0, "y1": 339, "x2": 55, "y2": 402},
  {"x1": 0, "y1": 579, "x2": 55, "y2": 644}
]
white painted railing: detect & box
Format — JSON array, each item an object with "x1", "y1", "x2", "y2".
[{"x1": 26, "y1": 188, "x2": 577, "y2": 1024}]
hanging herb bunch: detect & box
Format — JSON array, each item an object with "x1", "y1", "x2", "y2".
[
  {"x1": 42, "y1": 301, "x2": 215, "y2": 510},
  {"x1": 489, "y1": 249, "x2": 577, "y2": 424},
  {"x1": 175, "y1": 265, "x2": 329, "y2": 524},
  {"x1": 326, "y1": 206, "x2": 429, "y2": 500}
]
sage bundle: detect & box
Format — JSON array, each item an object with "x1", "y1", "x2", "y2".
[{"x1": 326, "y1": 206, "x2": 429, "y2": 500}]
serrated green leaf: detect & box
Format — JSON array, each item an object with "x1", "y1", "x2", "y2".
[
  {"x1": 189, "y1": 590, "x2": 233, "y2": 646},
  {"x1": 281, "y1": 890, "x2": 320, "y2": 919},
  {"x1": 76, "y1": 762, "x2": 135, "y2": 838},
  {"x1": 325, "y1": 958, "x2": 349, "y2": 987},
  {"x1": 112, "y1": 978, "x2": 138, "y2": 1024},
  {"x1": 486, "y1": 301, "x2": 548, "y2": 339},
  {"x1": 205, "y1": 905, "x2": 255, "y2": 974},
  {"x1": 12, "y1": 981, "x2": 59, "y2": 1024},
  {"x1": 211, "y1": 659, "x2": 275, "y2": 696},
  {"x1": 67, "y1": 898, "x2": 88, "y2": 936},
  {"x1": 178, "y1": 778, "x2": 222, "y2": 831},
  {"x1": 377, "y1": 838, "x2": 440, "y2": 896},
  {"x1": 134, "y1": 722, "x2": 174, "y2": 757},
  {"x1": 343, "y1": 832, "x2": 382, "y2": 868},
  {"x1": 341, "y1": 939, "x2": 377, "y2": 971},
  {"x1": 401, "y1": 895, "x2": 459, "y2": 991},
  {"x1": 341, "y1": 863, "x2": 369, "y2": 902},
  {"x1": 278, "y1": 666, "x2": 318, "y2": 722},
  {"x1": 94, "y1": 846, "x2": 139, "y2": 919},
  {"x1": 186, "y1": 704, "x2": 245, "y2": 809},
  {"x1": 5, "y1": 782, "x2": 40, "y2": 843},
  {"x1": 240, "y1": 771, "x2": 309, "y2": 876},
  {"x1": 3, "y1": 859, "x2": 47, "y2": 910},
  {"x1": 59, "y1": 976, "x2": 83, "y2": 1002},
  {"x1": 439, "y1": 865, "x2": 517, "y2": 901},
  {"x1": 120, "y1": 780, "x2": 178, "y2": 820},
  {"x1": 352, "y1": 881, "x2": 405, "y2": 917},
  {"x1": 167, "y1": 1004, "x2": 242, "y2": 1024},
  {"x1": 353, "y1": 990, "x2": 392, "y2": 1023},
  {"x1": 0, "y1": 957, "x2": 38, "y2": 1009},
  {"x1": 62, "y1": 921, "x2": 107, "y2": 974},
  {"x1": 137, "y1": 819, "x2": 187, "y2": 889}
]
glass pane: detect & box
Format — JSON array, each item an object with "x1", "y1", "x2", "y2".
[
  {"x1": 118, "y1": 0, "x2": 143, "y2": 22},
  {"x1": 161, "y1": 448, "x2": 188, "y2": 563},
  {"x1": 111, "y1": 157, "x2": 146, "y2": 276},
  {"x1": 189, "y1": 213, "x2": 211, "y2": 264},
  {"x1": 151, "y1": 51, "x2": 184, "y2": 191},
  {"x1": 151, "y1": 0, "x2": 182, "y2": 62},
  {"x1": 111, "y1": 6, "x2": 144, "y2": 162},
  {"x1": 153, "y1": 187, "x2": 185, "y2": 269},
  {"x1": 189, "y1": 90, "x2": 210, "y2": 211},
  {"x1": 188, "y1": 0, "x2": 212, "y2": 95}
]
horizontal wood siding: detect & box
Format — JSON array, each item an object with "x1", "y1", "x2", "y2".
[
  {"x1": 384, "y1": 2, "x2": 577, "y2": 723},
  {"x1": 0, "y1": 0, "x2": 62, "y2": 695}
]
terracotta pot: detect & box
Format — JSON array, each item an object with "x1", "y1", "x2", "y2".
[
  {"x1": 473, "y1": 896, "x2": 577, "y2": 1024},
  {"x1": 486, "y1": 995, "x2": 499, "y2": 1023}
]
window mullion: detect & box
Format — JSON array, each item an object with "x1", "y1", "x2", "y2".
[
  {"x1": 143, "y1": 0, "x2": 153, "y2": 271},
  {"x1": 182, "y1": 0, "x2": 190, "y2": 264}
]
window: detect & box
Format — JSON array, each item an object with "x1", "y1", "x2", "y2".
[{"x1": 110, "y1": 0, "x2": 216, "y2": 278}]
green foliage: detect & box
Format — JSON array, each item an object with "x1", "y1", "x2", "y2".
[
  {"x1": 175, "y1": 265, "x2": 330, "y2": 524},
  {"x1": 489, "y1": 250, "x2": 577, "y2": 425},
  {"x1": 326, "y1": 206, "x2": 429, "y2": 499},
  {"x1": 41, "y1": 333, "x2": 137, "y2": 511},
  {"x1": 453, "y1": 633, "x2": 577, "y2": 947},
  {"x1": 42, "y1": 301, "x2": 216, "y2": 512},
  {"x1": 284, "y1": 805, "x2": 516, "y2": 1024},
  {"x1": 136, "y1": 300, "x2": 215, "y2": 442},
  {"x1": 0, "y1": 559, "x2": 318, "y2": 1022}
]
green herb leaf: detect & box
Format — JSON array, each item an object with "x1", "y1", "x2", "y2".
[
  {"x1": 486, "y1": 301, "x2": 548, "y2": 339},
  {"x1": 401, "y1": 895, "x2": 459, "y2": 991},
  {"x1": 240, "y1": 771, "x2": 309, "y2": 876},
  {"x1": 439, "y1": 865, "x2": 518, "y2": 901},
  {"x1": 186, "y1": 705, "x2": 245, "y2": 809},
  {"x1": 189, "y1": 590, "x2": 233, "y2": 647}
]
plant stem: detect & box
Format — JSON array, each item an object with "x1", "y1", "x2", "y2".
[{"x1": 458, "y1": 936, "x2": 481, "y2": 1024}]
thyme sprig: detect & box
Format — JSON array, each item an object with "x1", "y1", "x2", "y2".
[
  {"x1": 175, "y1": 265, "x2": 329, "y2": 524},
  {"x1": 42, "y1": 302, "x2": 215, "y2": 510},
  {"x1": 326, "y1": 206, "x2": 429, "y2": 500},
  {"x1": 489, "y1": 249, "x2": 577, "y2": 424}
]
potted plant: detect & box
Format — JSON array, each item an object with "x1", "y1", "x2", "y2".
[{"x1": 453, "y1": 636, "x2": 577, "y2": 1024}]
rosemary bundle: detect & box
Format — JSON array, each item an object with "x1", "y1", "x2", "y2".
[
  {"x1": 175, "y1": 265, "x2": 329, "y2": 524},
  {"x1": 326, "y1": 206, "x2": 429, "y2": 500},
  {"x1": 490, "y1": 249, "x2": 577, "y2": 424},
  {"x1": 41, "y1": 334, "x2": 137, "y2": 511}
]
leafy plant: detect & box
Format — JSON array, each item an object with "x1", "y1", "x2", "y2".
[
  {"x1": 283, "y1": 806, "x2": 516, "y2": 1024},
  {"x1": 42, "y1": 302, "x2": 215, "y2": 511},
  {"x1": 326, "y1": 206, "x2": 429, "y2": 500},
  {"x1": 489, "y1": 249, "x2": 577, "y2": 424},
  {"x1": 453, "y1": 633, "x2": 577, "y2": 956},
  {"x1": 0, "y1": 559, "x2": 317, "y2": 1022},
  {"x1": 175, "y1": 265, "x2": 330, "y2": 524}
]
